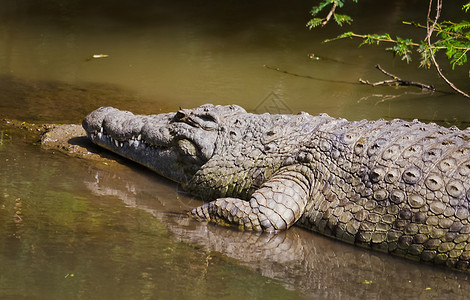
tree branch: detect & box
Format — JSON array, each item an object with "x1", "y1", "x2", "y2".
[
  {"x1": 321, "y1": 2, "x2": 337, "y2": 27},
  {"x1": 359, "y1": 64, "x2": 435, "y2": 91},
  {"x1": 426, "y1": 0, "x2": 470, "y2": 98}
]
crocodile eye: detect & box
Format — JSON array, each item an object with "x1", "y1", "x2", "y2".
[
  {"x1": 175, "y1": 111, "x2": 187, "y2": 120},
  {"x1": 198, "y1": 114, "x2": 217, "y2": 123}
]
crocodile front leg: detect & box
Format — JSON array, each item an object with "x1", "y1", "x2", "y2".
[{"x1": 192, "y1": 165, "x2": 314, "y2": 232}]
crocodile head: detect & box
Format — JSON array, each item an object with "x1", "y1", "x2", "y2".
[{"x1": 82, "y1": 104, "x2": 247, "y2": 184}]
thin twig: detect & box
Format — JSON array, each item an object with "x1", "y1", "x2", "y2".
[
  {"x1": 425, "y1": 0, "x2": 470, "y2": 98},
  {"x1": 359, "y1": 64, "x2": 435, "y2": 91},
  {"x1": 263, "y1": 65, "x2": 355, "y2": 85},
  {"x1": 321, "y1": 2, "x2": 337, "y2": 27},
  {"x1": 425, "y1": 0, "x2": 437, "y2": 43},
  {"x1": 326, "y1": 32, "x2": 466, "y2": 52},
  {"x1": 403, "y1": 21, "x2": 465, "y2": 39}
]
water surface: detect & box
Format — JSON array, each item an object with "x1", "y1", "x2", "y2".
[
  {"x1": 0, "y1": 126, "x2": 301, "y2": 299},
  {"x1": 1, "y1": 0, "x2": 468, "y2": 124}
]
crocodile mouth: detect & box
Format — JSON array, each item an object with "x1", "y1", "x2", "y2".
[
  {"x1": 90, "y1": 127, "x2": 145, "y2": 149},
  {"x1": 82, "y1": 107, "x2": 209, "y2": 183},
  {"x1": 87, "y1": 127, "x2": 204, "y2": 184},
  {"x1": 82, "y1": 106, "x2": 229, "y2": 183},
  {"x1": 88, "y1": 126, "x2": 201, "y2": 163}
]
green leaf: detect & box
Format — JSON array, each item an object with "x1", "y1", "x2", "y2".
[
  {"x1": 418, "y1": 44, "x2": 432, "y2": 68},
  {"x1": 335, "y1": 0, "x2": 346, "y2": 9},
  {"x1": 310, "y1": 1, "x2": 331, "y2": 16},
  {"x1": 307, "y1": 18, "x2": 323, "y2": 29},
  {"x1": 333, "y1": 14, "x2": 353, "y2": 26},
  {"x1": 358, "y1": 34, "x2": 373, "y2": 47},
  {"x1": 309, "y1": 0, "x2": 358, "y2": 26},
  {"x1": 463, "y1": 2, "x2": 470, "y2": 13},
  {"x1": 323, "y1": 32, "x2": 354, "y2": 43},
  {"x1": 340, "y1": 32, "x2": 355, "y2": 38},
  {"x1": 382, "y1": 33, "x2": 392, "y2": 40}
]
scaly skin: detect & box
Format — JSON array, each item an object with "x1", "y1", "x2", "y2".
[{"x1": 83, "y1": 104, "x2": 470, "y2": 271}]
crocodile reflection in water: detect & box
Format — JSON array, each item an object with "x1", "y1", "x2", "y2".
[
  {"x1": 83, "y1": 166, "x2": 470, "y2": 299},
  {"x1": 82, "y1": 104, "x2": 470, "y2": 272}
]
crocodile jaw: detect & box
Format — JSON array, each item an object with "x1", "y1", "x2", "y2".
[
  {"x1": 87, "y1": 130, "x2": 202, "y2": 183},
  {"x1": 82, "y1": 107, "x2": 213, "y2": 184}
]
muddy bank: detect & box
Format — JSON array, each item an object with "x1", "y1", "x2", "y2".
[{"x1": 1, "y1": 118, "x2": 124, "y2": 168}]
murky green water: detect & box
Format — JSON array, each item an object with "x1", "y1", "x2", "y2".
[
  {"x1": 1, "y1": 0, "x2": 470, "y2": 299},
  {"x1": 0, "y1": 127, "x2": 301, "y2": 299},
  {"x1": 1, "y1": 0, "x2": 469, "y2": 125}
]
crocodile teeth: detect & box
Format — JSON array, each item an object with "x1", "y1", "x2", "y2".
[
  {"x1": 137, "y1": 134, "x2": 142, "y2": 141},
  {"x1": 97, "y1": 132, "x2": 103, "y2": 139},
  {"x1": 120, "y1": 142, "x2": 123, "y2": 148},
  {"x1": 100, "y1": 127, "x2": 104, "y2": 133},
  {"x1": 129, "y1": 140, "x2": 136, "y2": 147},
  {"x1": 114, "y1": 139, "x2": 119, "y2": 147}
]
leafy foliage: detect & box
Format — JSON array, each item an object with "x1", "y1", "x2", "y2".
[
  {"x1": 327, "y1": 32, "x2": 419, "y2": 64},
  {"x1": 435, "y1": 20, "x2": 470, "y2": 69},
  {"x1": 309, "y1": 0, "x2": 331, "y2": 17},
  {"x1": 464, "y1": 2, "x2": 470, "y2": 13},
  {"x1": 333, "y1": 14, "x2": 354, "y2": 27},
  {"x1": 307, "y1": 0, "x2": 358, "y2": 29},
  {"x1": 306, "y1": 18, "x2": 323, "y2": 29},
  {"x1": 309, "y1": 2, "x2": 470, "y2": 71}
]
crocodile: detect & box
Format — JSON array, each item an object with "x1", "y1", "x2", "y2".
[{"x1": 83, "y1": 104, "x2": 470, "y2": 271}]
